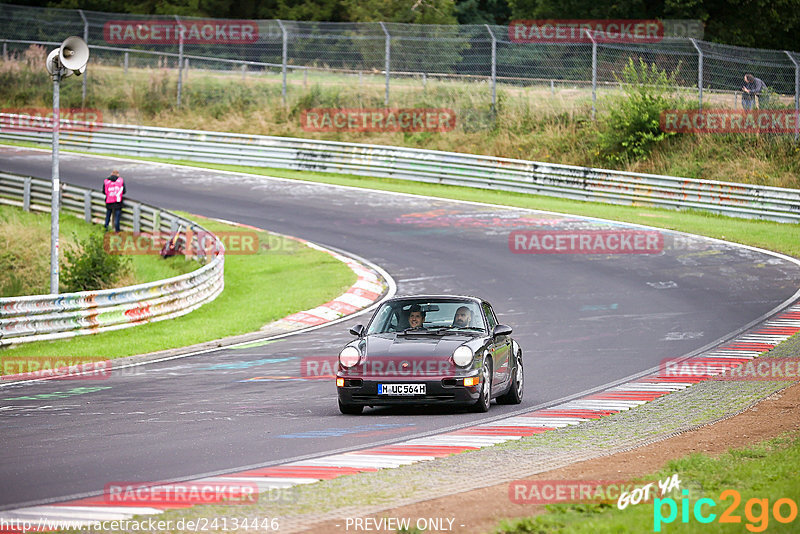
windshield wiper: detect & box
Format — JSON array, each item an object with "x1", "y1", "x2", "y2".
[
  {"x1": 398, "y1": 327, "x2": 485, "y2": 335},
  {"x1": 399, "y1": 327, "x2": 432, "y2": 335},
  {"x1": 428, "y1": 326, "x2": 485, "y2": 335}
]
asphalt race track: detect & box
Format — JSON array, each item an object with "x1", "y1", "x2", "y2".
[{"x1": 2, "y1": 146, "x2": 799, "y2": 509}]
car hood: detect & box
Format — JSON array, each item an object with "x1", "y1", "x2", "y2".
[
  {"x1": 365, "y1": 333, "x2": 471, "y2": 358},
  {"x1": 338, "y1": 333, "x2": 479, "y2": 378}
]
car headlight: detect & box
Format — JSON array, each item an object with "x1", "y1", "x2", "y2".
[
  {"x1": 339, "y1": 346, "x2": 361, "y2": 368},
  {"x1": 453, "y1": 345, "x2": 473, "y2": 367}
]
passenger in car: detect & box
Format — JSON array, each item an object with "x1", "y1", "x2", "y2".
[{"x1": 453, "y1": 306, "x2": 472, "y2": 328}]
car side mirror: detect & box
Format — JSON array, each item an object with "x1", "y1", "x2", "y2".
[
  {"x1": 492, "y1": 324, "x2": 512, "y2": 337},
  {"x1": 349, "y1": 324, "x2": 365, "y2": 337}
]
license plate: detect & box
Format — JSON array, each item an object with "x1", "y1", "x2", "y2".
[{"x1": 378, "y1": 383, "x2": 426, "y2": 395}]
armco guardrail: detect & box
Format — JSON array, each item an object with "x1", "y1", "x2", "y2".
[
  {"x1": 0, "y1": 171, "x2": 224, "y2": 345},
  {"x1": 1, "y1": 114, "x2": 799, "y2": 223}
]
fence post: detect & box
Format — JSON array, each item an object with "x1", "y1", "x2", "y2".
[
  {"x1": 2, "y1": 41, "x2": 7, "y2": 61},
  {"x1": 690, "y1": 38, "x2": 703, "y2": 110},
  {"x1": 78, "y1": 9, "x2": 88, "y2": 108},
  {"x1": 277, "y1": 20, "x2": 287, "y2": 104},
  {"x1": 124, "y1": 51, "x2": 129, "y2": 74},
  {"x1": 23, "y1": 177, "x2": 31, "y2": 212},
  {"x1": 485, "y1": 24, "x2": 497, "y2": 112},
  {"x1": 589, "y1": 31, "x2": 597, "y2": 120},
  {"x1": 241, "y1": 63, "x2": 247, "y2": 80},
  {"x1": 380, "y1": 22, "x2": 390, "y2": 106},
  {"x1": 785, "y1": 51, "x2": 799, "y2": 142},
  {"x1": 133, "y1": 202, "x2": 141, "y2": 233},
  {"x1": 83, "y1": 190, "x2": 92, "y2": 223},
  {"x1": 175, "y1": 15, "x2": 184, "y2": 108}
]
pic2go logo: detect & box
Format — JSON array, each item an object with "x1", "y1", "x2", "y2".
[{"x1": 654, "y1": 489, "x2": 798, "y2": 532}]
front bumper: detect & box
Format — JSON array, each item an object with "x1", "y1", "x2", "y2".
[{"x1": 337, "y1": 376, "x2": 481, "y2": 406}]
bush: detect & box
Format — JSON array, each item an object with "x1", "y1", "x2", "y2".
[
  {"x1": 61, "y1": 230, "x2": 132, "y2": 293},
  {"x1": 597, "y1": 58, "x2": 683, "y2": 164}
]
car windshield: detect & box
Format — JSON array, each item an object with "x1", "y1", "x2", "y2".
[{"x1": 366, "y1": 299, "x2": 486, "y2": 335}]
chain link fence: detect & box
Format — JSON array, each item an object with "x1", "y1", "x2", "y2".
[{"x1": 1, "y1": 3, "x2": 798, "y2": 136}]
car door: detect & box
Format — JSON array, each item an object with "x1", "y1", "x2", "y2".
[{"x1": 483, "y1": 302, "x2": 511, "y2": 388}]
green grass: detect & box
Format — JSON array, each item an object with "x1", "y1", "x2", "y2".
[
  {"x1": 494, "y1": 431, "x2": 800, "y2": 533},
  {"x1": 1, "y1": 215, "x2": 356, "y2": 360},
  {"x1": 2, "y1": 54, "x2": 799, "y2": 189},
  {"x1": 0, "y1": 204, "x2": 195, "y2": 296}
]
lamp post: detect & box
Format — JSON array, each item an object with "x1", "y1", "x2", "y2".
[{"x1": 45, "y1": 36, "x2": 89, "y2": 294}]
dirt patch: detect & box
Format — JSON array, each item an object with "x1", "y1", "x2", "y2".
[{"x1": 305, "y1": 380, "x2": 800, "y2": 534}]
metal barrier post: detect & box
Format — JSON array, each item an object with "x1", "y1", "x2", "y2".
[
  {"x1": 690, "y1": 39, "x2": 703, "y2": 110},
  {"x1": 133, "y1": 202, "x2": 141, "y2": 233},
  {"x1": 83, "y1": 190, "x2": 92, "y2": 222},
  {"x1": 124, "y1": 51, "x2": 128, "y2": 74},
  {"x1": 485, "y1": 25, "x2": 497, "y2": 112},
  {"x1": 277, "y1": 20, "x2": 287, "y2": 104},
  {"x1": 23, "y1": 177, "x2": 31, "y2": 212},
  {"x1": 380, "y1": 22, "x2": 390, "y2": 106},
  {"x1": 786, "y1": 51, "x2": 799, "y2": 142}
]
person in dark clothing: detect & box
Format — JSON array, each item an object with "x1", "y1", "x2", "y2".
[
  {"x1": 742, "y1": 73, "x2": 767, "y2": 110},
  {"x1": 103, "y1": 170, "x2": 126, "y2": 232}
]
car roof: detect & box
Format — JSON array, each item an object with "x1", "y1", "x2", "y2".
[{"x1": 386, "y1": 295, "x2": 484, "y2": 304}]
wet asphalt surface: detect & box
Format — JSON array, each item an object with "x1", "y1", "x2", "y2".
[{"x1": 1, "y1": 146, "x2": 799, "y2": 508}]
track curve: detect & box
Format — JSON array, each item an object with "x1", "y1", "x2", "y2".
[{"x1": 1, "y1": 146, "x2": 799, "y2": 509}]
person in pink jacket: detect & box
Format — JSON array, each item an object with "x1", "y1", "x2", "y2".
[{"x1": 103, "y1": 170, "x2": 126, "y2": 232}]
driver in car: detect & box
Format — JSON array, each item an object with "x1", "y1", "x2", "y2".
[
  {"x1": 407, "y1": 304, "x2": 425, "y2": 330},
  {"x1": 452, "y1": 306, "x2": 472, "y2": 328}
]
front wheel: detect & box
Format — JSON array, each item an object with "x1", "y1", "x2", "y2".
[
  {"x1": 497, "y1": 351, "x2": 523, "y2": 405},
  {"x1": 338, "y1": 400, "x2": 363, "y2": 415},
  {"x1": 470, "y1": 359, "x2": 492, "y2": 413}
]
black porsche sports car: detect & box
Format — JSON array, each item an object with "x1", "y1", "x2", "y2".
[{"x1": 336, "y1": 295, "x2": 523, "y2": 414}]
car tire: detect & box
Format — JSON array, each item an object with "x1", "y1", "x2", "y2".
[
  {"x1": 470, "y1": 359, "x2": 492, "y2": 413},
  {"x1": 338, "y1": 400, "x2": 363, "y2": 415},
  {"x1": 497, "y1": 351, "x2": 523, "y2": 405}
]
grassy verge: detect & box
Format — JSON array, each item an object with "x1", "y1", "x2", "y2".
[
  {"x1": 494, "y1": 431, "x2": 800, "y2": 533},
  {"x1": 1, "y1": 214, "x2": 356, "y2": 360},
  {"x1": 2, "y1": 54, "x2": 799, "y2": 188},
  {"x1": 0, "y1": 204, "x2": 195, "y2": 296}
]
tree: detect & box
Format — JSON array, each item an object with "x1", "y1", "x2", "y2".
[{"x1": 454, "y1": 0, "x2": 512, "y2": 25}]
